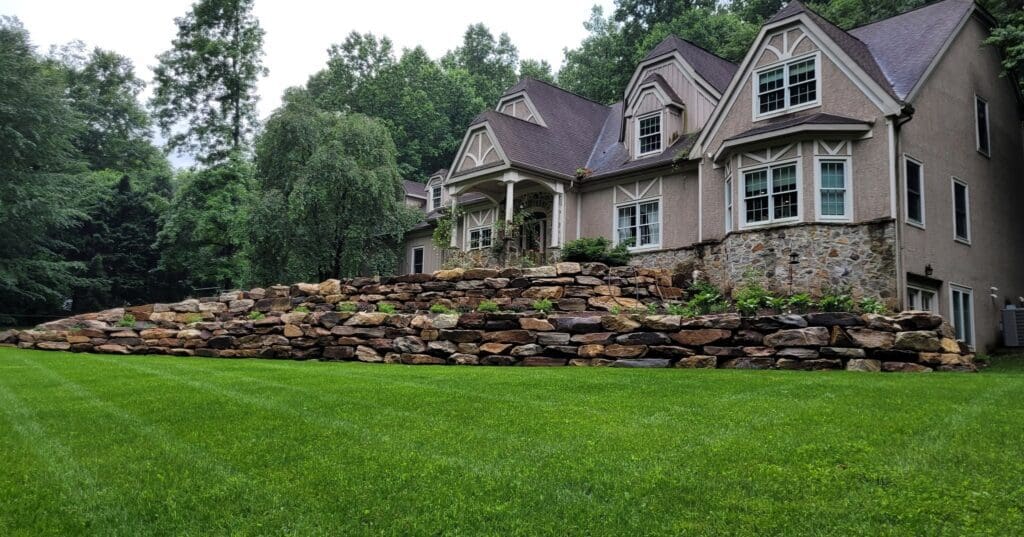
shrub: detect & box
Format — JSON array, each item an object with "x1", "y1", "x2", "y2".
[
  {"x1": 429, "y1": 304, "x2": 453, "y2": 314},
  {"x1": 733, "y1": 279, "x2": 772, "y2": 317},
  {"x1": 247, "y1": 311, "x2": 265, "y2": 321},
  {"x1": 293, "y1": 305, "x2": 311, "y2": 313},
  {"x1": 377, "y1": 303, "x2": 397, "y2": 314},
  {"x1": 183, "y1": 313, "x2": 203, "y2": 324},
  {"x1": 476, "y1": 300, "x2": 499, "y2": 313},
  {"x1": 686, "y1": 282, "x2": 728, "y2": 316},
  {"x1": 787, "y1": 293, "x2": 814, "y2": 313},
  {"x1": 765, "y1": 295, "x2": 789, "y2": 313},
  {"x1": 337, "y1": 302, "x2": 358, "y2": 313},
  {"x1": 858, "y1": 297, "x2": 887, "y2": 315},
  {"x1": 819, "y1": 289, "x2": 854, "y2": 312},
  {"x1": 560, "y1": 237, "x2": 631, "y2": 266},
  {"x1": 117, "y1": 314, "x2": 136, "y2": 328},
  {"x1": 532, "y1": 298, "x2": 554, "y2": 314},
  {"x1": 646, "y1": 302, "x2": 660, "y2": 315},
  {"x1": 664, "y1": 303, "x2": 688, "y2": 316}
]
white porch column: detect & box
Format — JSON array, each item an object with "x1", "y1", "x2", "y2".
[
  {"x1": 449, "y1": 193, "x2": 459, "y2": 248},
  {"x1": 504, "y1": 181, "x2": 515, "y2": 223},
  {"x1": 550, "y1": 192, "x2": 562, "y2": 247}
]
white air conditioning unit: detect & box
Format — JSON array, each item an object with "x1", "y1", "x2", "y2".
[{"x1": 1003, "y1": 307, "x2": 1024, "y2": 347}]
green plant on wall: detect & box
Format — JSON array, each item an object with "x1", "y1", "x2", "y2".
[{"x1": 431, "y1": 206, "x2": 464, "y2": 251}]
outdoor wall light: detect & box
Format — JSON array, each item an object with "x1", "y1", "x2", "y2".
[{"x1": 924, "y1": 264, "x2": 933, "y2": 276}]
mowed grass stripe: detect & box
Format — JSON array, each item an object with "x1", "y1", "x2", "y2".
[{"x1": 1, "y1": 349, "x2": 1022, "y2": 536}]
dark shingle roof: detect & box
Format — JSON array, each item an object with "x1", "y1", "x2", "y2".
[
  {"x1": 849, "y1": 0, "x2": 975, "y2": 99},
  {"x1": 768, "y1": 0, "x2": 898, "y2": 101},
  {"x1": 724, "y1": 113, "x2": 871, "y2": 141},
  {"x1": 641, "y1": 35, "x2": 738, "y2": 93},
  {"x1": 585, "y1": 102, "x2": 699, "y2": 180},
  {"x1": 457, "y1": 78, "x2": 611, "y2": 179},
  {"x1": 639, "y1": 73, "x2": 684, "y2": 107},
  {"x1": 402, "y1": 180, "x2": 426, "y2": 198}
]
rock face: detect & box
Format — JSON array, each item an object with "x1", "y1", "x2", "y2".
[{"x1": 8, "y1": 266, "x2": 974, "y2": 374}]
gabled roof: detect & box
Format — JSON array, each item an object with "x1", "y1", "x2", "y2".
[
  {"x1": 849, "y1": 0, "x2": 976, "y2": 100},
  {"x1": 768, "y1": 0, "x2": 897, "y2": 101},
  {"x1": 637, "y1": 73, "x2": 684, "y2": 108},
  {"x1": 456, "y1": 78, "x2": 611, "y2": 179},
  {"x1": 641, "y1": 35, "x2": 739, "y2": 94}
]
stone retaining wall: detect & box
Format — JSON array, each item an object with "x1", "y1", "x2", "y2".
[{"x1": 2, "y1": 262, "x2": 974, "y2": 373}]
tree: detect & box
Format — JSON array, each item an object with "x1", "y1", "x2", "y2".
[
  {"x1": 249, "y1": 96, "x2": 421, "y2": 282},
  {"x1": 156, "y1": 158, "x2": 252, "y2": 289},
  {"x1": 442, "y1": 23, "x2": 519, "y2": 105},
  {"x1": 0, "y1": 17, "x2": 91, "y2": 323},
  {"x1": 151, "y1": 0, "x2": 267, "y2": 164},
  {"x1": 986, "y1": 8, "x2": 1024, "y2": 87},
  {"x1": 559, "y1": 6, "x2": 633, "y2": 104},
  {"x1": 306, "y1": 31, "x2": 395, "y2": 112},
  {"x1": 613, "y1": 0, "x2": 717, "y2": 52},
  {"x1": 519, "y1": 58, "x2": 556, "y2": 83},
  {"x1": 642, "y1": 7, "x2": 758, "y2": 64}
]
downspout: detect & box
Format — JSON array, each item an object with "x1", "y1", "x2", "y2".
[{"x1": 890, "y1": 104, "x2": 916, "y2": 310}]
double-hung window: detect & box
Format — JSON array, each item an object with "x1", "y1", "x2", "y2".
[
  {"x1": 468, "y1": 227, "x2": 492, "y2": 250},
  {"x1": 816, "y1": 158, "x2": 851, "y2": 220},
  {"x1": 905, "y1": 157, "x2": 924, "y2": 226},
  {"x1": 636, "y1": 113, "x2": 662, "y2": 156},
  {"x1": 975, "y1": 95, "x2": 990, "y2": 156},
  {"x1": 410, "y1": 247, "x2": 424, "y2": 274},
  {"x1": 952, "y1": 178, "x2": 970, "y2": 243},
  {"x1": 615, "y1": 200, "x2": 660, "y2": 249},
  {"x1": 743, "y1": 163, "x2": 799, "y2": 226},
  {"x1": 430, "y1": 186, "x2": 442, "y2": 211},
  {"x1": 950, "y1": 285, "x2": 974, "y2": 348},
  {"x1": 756, "y1": 55, "x2": 818, "y2": 117}
]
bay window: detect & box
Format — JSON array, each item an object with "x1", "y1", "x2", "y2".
[
  {"x1": 743, "y1": 163, "x2": 799, "y2": 226},
  {"x1": 816, "y1": 158, "x2": 851, "y2": 220}
]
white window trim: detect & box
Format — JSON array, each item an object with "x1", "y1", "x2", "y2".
[
  {"x1": 903, "y1": 155, "x2": 926, "y2": 229},
  {"x1": 409, "y1": 246, "x2": 424, "y2": 274},
  {"x1": 724, "y1": 177, "x2": 734, "y2": 233},
  {"x1": 975, "y1": 94, "x2": 990, "y2": 157},
  {"x1": 634, "y1": 111, "x2": 664, "y2": 158},
  {"x1": 951, "y1": 177, "x2": 971, "y2": 245},
  {"x1": 906, "y1": 283, "x2": 938, "y2": 313},
  {"x1": 613, "y1": 197, "x2": 663, "y2": 251},
  {"x1": 428, "y1": 186, "x2": 442, "y2": 211},
  {"x1": 465, "y1": 226, "x2": 493, "y2": 251},
  {"x1": 752, "y1": 52, "x2": 822, "y2": 121},
  {"x1": 813, "y1": 156, "x2": 853, "y2": 222},
  {"x1": 739, "y1": 158, "x2": 803, "y2": 230},
  {"x1": 949, "y1": 283, "x2": 976, "y2": 350}
]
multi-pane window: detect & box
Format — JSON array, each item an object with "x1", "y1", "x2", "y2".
[
  {"x1": 950, "y1": 285, "x2": 974, "y2": 347},
  {"x1": 818, "y1": 159, "x2": 849, "y2": 219},
  {"x1": 616, "y1": 200, "x2": 660, "y2": 248},
  {"x1": 468, "y1": 227, "x2": 492, "y2": 250},
  {"x1": 743, "y1": 164, "x2": 798, "y2": 225},
  {"x1": 757, "y1": 56, "x2": 818, "y2": 116},
  {"x1": 724, "y1": 178, "x2": 734, "y2": 232},
  {"x1": 430, "y1": 186, "x2": 442, "y2": 211},
  {"x1": 637, "y1": 113, "x2": 662, "y2": 155},
  {"x1": 905, "y1": 158, "x2": 924, "y2": 226},
  {"x1": 411, "y1": 247, "x2": 424, "y2": 274},
  {"x1": 953, "y1": 179, "x2": 970, "y2": 242},
  {"x1": 975, "y1": 95, "x2": 990, "y2": 156},
  {"x1": 907, "y1": 285, "x2": 937, "y2": 313}
]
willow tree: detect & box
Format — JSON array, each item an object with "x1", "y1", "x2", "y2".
[{"x1": 248, "y1": 92, "x2": 420, "y2": 283}]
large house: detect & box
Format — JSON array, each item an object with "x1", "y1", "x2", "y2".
[{"x1": 400, "y1": 0, "x2": 1024, "y2": 351}]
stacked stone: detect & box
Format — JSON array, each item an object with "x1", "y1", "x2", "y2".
[{"x1": 3, "y1": 291, "x2": 975, "y2": 371}]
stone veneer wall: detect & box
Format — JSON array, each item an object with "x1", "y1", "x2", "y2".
[
  {"x1": 631, "y1": 220, "x2": 898, "y2": 308},
  {"x1": 3, "y1": 263, "x2": 974, "y2": 373}
]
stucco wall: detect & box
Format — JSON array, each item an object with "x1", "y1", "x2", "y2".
[{"x1": 899, "y1": 16, "x2": 1024, "y2": 350}]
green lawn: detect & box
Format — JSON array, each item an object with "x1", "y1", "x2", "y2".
[{"x1": 1, "y1": 349, "x2": 1022, "y2": 536}]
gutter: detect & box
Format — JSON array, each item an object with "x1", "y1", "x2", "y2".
[{"x1": 890, "y1": 103, "x2": 916, "y2": 310}]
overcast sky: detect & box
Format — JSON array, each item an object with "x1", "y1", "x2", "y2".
[{"x1": 3, "y1": 0, "x2": 615, "y2": 121}]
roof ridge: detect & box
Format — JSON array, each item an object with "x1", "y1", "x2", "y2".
[
  {"x1": 848, "y1": 0, "x2": 966, "y2": 31},
  {"x1": 507, "y1": 76, "x2": 612, "y2": 109}
]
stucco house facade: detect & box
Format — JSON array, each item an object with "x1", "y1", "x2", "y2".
[{"x1": 400, "y1": 0, "x2": 1024, "y2": 351}]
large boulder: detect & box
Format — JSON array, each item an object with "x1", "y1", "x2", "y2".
[
  {"x1": 670, "y1": 329, "x2": 731, "y2": 346},
  {"x1": 846, "y1": 327, "x2": 896, "y2": 349},
  {"x1": 763, "y1": 327, "x2": 829, "y2": 347},
  {"x1": 893, "y1": 331, "x2": 942, "y2": 352}
]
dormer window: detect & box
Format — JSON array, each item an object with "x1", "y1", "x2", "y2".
[
  {"x1": 755, "y1": 54, "x2": 819, "y2": 118},
  {"x1": 637, "y1": 112, "x2": 662, "y2": 156},
  {"x1": 430, "y1": 186, "x2": 442, "y2": 211}
]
